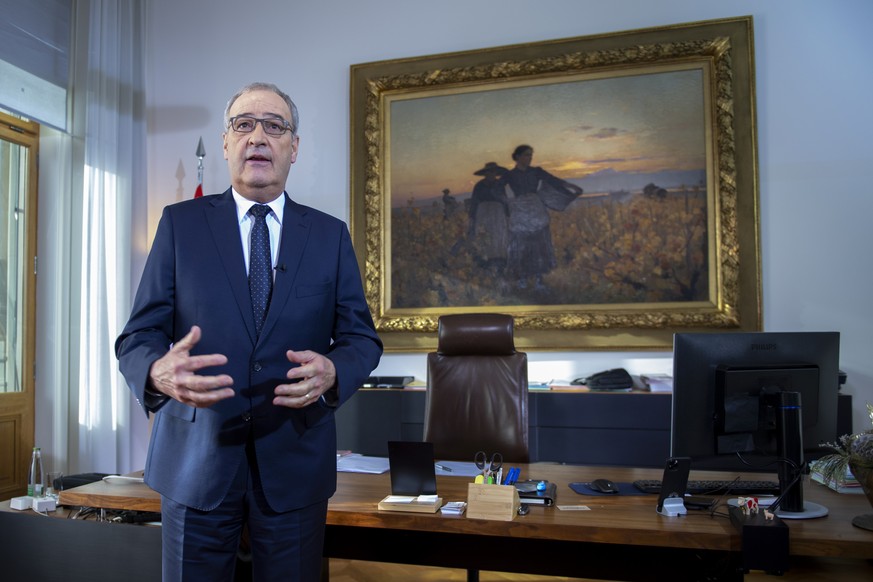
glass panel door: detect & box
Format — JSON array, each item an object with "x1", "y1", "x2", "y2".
[{"x1": 0, "y1": 132, "x2": 29, "y2": 392}]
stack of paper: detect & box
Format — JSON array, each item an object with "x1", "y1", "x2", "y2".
[{"x1": 640, "y1": 374, "x2": 673, "y2": 392}]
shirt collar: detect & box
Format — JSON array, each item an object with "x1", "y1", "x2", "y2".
[{"x1": 232, "y1": 189, "x2": 285, "y2": 224}]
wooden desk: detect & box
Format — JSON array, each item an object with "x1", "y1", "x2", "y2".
[
  {"x1": 59, "y1": 477, "x2": 161, "y2": 513},
  {"x1": 326, "y1": 464, "x2": 873, "y2": 580},
  {"x1": 40, "y1": 463, "x2": 873, "y2": 580}
]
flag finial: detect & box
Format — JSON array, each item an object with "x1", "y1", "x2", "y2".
[{"x1": 194, "y1": 137, "x2": 206, "y2": 198}]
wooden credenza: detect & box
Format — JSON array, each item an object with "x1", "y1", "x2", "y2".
[{"x1": 337, "y1": 388, "x2": 854, "y2": 467}]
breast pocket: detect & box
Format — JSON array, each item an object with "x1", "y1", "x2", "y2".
[{"x1": 295, "y1": 282, "x2": 331, "y2": 299}]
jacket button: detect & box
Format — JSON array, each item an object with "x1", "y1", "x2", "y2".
[
  {"x1": 253, "y1": 362, "x2": 262, "y2": 372},
  {"x1": 242, "y1": 411, "x2": 252, "y2": 422}
]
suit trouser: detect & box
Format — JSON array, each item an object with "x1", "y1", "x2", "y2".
[{"x1": 160, "y1": 435, "x2": 328, "y2": 582}]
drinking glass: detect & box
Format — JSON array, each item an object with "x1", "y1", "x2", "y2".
[{"x1": 45, "y1": 471, "x2": 63, "y2": 500}]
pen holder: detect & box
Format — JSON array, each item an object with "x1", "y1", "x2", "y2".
[{"x1": 466, "y1": 483, "x2": 520, "y2": 521}]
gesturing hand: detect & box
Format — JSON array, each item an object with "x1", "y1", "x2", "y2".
[
  {"x1": 148, "y1": 325, "x2": 234, "y2": 408},
  {"x1": 273, "y1": 350, "x2": 337, "y2": 408}
]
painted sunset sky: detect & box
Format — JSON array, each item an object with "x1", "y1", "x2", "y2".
[{"x1": 388, "y1": 67, "x2": 707, "y2": 205}]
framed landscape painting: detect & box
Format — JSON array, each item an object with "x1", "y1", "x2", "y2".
[{"x1": 350, "y1": 16, "x2": 760, "y2": 352}]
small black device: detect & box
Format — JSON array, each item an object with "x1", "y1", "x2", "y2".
[
  {"x1": 588, "y1": 479, "x2": 619, "y2": 494},
  {"x1": 363, "y1": 376, "x2": 414, "y2": 388},
  {"x1": 656, "y1": 457, "x2": 691, "y2": 516}
]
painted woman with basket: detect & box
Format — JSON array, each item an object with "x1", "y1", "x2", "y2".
[{"x1": 503, "y1": 144, "x2": 583, "y2": 290}]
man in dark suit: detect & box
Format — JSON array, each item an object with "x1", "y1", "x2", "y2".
[{"x1": 115, "y1": 82, "x2": 383, "y2": 581}]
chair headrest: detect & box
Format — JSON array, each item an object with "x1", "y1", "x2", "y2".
[{"x1": 437, "y1": 313, "x2": 516, "y2": 356}]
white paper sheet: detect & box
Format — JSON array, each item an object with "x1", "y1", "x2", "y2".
[{"x1": 336, "y1": 453, "x2": 390, "y2": 474}]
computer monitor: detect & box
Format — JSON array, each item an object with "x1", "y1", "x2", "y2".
[{"x1": 671, "y1": 331, "x2": 840, "y2": 518}]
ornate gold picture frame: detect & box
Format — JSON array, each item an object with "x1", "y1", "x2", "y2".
[{"x1": 350, "y1": 16, "x2": 760, "y2": 352}]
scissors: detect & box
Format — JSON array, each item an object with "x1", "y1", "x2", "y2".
[{"x1": 474, "y1": 451, "x2": 503, "y2": 484}]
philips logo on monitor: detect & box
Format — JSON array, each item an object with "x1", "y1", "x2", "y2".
[{"x1": 751, "y1": 343, "x2": 777, "y2": 351}]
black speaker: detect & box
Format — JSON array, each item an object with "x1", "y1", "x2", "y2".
[{"x1": 837, "y1": 393, "x2": 853, "y2": 438}]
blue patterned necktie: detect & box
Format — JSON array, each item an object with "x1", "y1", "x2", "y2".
[{"x1": 248, "y1": 204, "x2": 273, "y2": 336}]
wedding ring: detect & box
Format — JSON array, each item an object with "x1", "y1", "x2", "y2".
[{"x1": 304, "y1": 392, "x2": 311, "y2": 400}]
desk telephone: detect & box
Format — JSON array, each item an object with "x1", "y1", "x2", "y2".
[{"x1": 572, "y1": 368, "x2": 634, "y2": 390}]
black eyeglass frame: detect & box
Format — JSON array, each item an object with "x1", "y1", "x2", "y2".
[{"x1": 228, "y1": 116, "x2": 295, "y2": 136}]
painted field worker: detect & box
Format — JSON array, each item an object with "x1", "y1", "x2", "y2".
[
  {"x1": 467, "y1": 161, "x2": 510, "y2": 272},
  {"x1": 503, "y1": 144, "x2": 583, "y2": 289}
]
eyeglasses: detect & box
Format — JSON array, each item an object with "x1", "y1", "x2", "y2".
[{"x1": 228, "y1": 116, "x2": 294, "y2": 136}]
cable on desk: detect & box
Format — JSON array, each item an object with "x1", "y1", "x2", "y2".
[{"x1": 68, "y1": 507, "x2": 99, "y2": 520}]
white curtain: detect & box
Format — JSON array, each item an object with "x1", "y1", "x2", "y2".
[{"x1": 72, "y1": 0, "x2": 145, "y2": 474}]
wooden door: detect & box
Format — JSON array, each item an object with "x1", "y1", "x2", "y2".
[{"x1": 0, "y1": 111, "x2": 39, "y2": 499}]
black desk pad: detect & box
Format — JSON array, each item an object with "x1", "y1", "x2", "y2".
[{"x1": 569, "y1": 482, "x2": 649, "y2": 496}]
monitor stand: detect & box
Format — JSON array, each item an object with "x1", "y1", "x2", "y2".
[
  {"x1": 775, "y1": 501, "x2": 828, "y2": 520},
  {"x1": 773, "y1": 391, "x2": 828, "y2": 520}
]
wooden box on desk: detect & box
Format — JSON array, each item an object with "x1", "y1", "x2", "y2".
[
  {"x1": 466, "y1": 483, "x2": 519, "y2": 521},
  {"x1": 377, "y1": 495, "x2": 443, "y2": 513}
]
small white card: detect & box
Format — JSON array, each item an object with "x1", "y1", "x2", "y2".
[{"x1": 557, "y1": 505, "x2": 591, "y2": 511}]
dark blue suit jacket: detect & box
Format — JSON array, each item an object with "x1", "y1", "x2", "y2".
[{"x1": 115, "y1": 189, "x2": 382, "y2": 512}]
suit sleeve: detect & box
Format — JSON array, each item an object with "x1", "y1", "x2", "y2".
[
  {"x1": 324, "y1": 224, "x2": 383, "y2": 408},
  {"x1": 115, "y1": 207, "x2": 178, "y2": 415}
]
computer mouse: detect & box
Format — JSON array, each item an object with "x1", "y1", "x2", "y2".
[{"x1": 589, "y1": 478, "x2": 619, "y2": 494}]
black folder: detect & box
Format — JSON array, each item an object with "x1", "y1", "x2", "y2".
[{"x1": 515, "y1": 480, "x2": 557, "y2": 506}]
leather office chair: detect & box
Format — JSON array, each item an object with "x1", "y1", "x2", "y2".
[{"x1": 424, "y1": 313, "x2": 529, "y2": 463}]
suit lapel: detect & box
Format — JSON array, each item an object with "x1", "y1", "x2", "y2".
[{"x1": 206, "y1": 189, "x2": 258, "y2": 343}]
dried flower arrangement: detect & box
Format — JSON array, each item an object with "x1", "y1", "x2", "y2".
[{"x1": 813, "y1": 403, "x2": 873, "y2": 493}]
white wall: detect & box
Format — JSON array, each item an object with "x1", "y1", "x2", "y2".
[{"x1": 142, "y1": 0, "x2": 873, "y2": 435}]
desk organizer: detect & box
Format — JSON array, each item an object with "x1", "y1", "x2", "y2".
[{"x1": 466, "y1": 483, "x2": 520, "y2": 521}]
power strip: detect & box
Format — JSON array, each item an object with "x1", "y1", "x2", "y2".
[
  {"x1": 10, "y1": 496, "x2": 34, "y2": 510},
  {"x1": 31, "y1": 496, "x2": 57, "y2": 512}
]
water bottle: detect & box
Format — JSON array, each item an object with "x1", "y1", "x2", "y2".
[{"x1": 27, "y1": 446, "x2": 44, "y2": 497}]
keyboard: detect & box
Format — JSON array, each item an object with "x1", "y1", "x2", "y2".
[{"x1": 633, "y1": 479, "x2": 780, "y2": 496}]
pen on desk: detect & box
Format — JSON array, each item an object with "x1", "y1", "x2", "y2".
[{"x1": 435, "y1": 463, "x2": 452, "y2": 473}]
